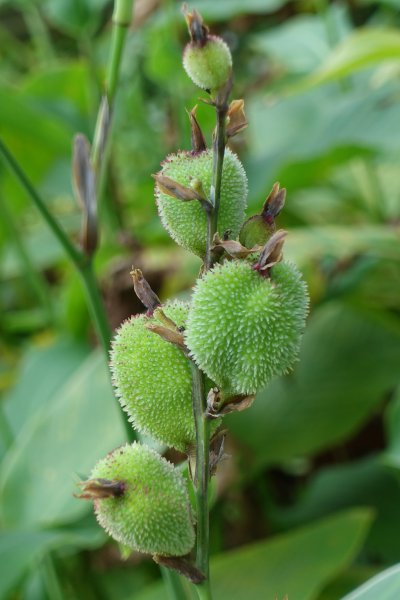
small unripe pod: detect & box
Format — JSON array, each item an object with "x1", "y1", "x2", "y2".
[
  {"x1": 183, "y1": 35, "x2": 232, "y2": 91},
  {"x1": 182, "y1": 7, "x2": 232, "y2": 92},
  {"x1": 156, "y1": 149, "x2": 248, "y2": 257},
  {"x1": 185, "y1": 260, "x2": 309, "y2": 395},
  {"x1": 111, "y1": 301, "x2": 195, "y2": 452},
  {"x1": 90, "y1": 443, "x2": 195, "y2": 556}
]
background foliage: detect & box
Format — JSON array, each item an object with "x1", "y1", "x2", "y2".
[{"x1": 1, "y1": 0, "x2": 400, "y2": 598}]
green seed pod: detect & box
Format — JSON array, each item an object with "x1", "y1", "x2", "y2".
[
  {"x1": 89, "y1": 443, "x2": 195, "y2": 557},
  {"x1": 185, "y1": 260, "x2": 309, "y2": 395},
  {"x1": 111, "y1": 301, "x2": 195, "y2": 453},
  {"x1": 182, "y1": 7, "x2": 232, "y2": 92},
  {"x1": 156, "y1": 149, "x2": 248, "y2": 257},
  {"x1": 239, "y1": 183, "x2": 286, "y2": 249},
  {"x1": 183, "y1": 36, "x2": 232, "y2": 91}
]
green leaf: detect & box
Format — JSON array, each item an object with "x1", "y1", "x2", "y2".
[
  {"x1": 285, "y1": 225, "x2": 400, "y2": 266},
  {"x1": 211, "y1": 509, "x2": 372, "y2": 600},
  {"x1": 342, "y1": 564, "x2": 400, "y2": 600},
  {"x1": 4, "y1": 339, "x2": 89, "y2": 435},
  {"x1": 0, "y1": 526, "x2": 104, "y2": 599},
  {"x1": 41, "y1": 0, "x2": 109, "y2": 37},
  {"x1": 246, "y1": 84, "x2": 400, "y2": 202},
  {"x1": 251, "y1": 6, "x2": 350, "y2": 75},
  {"x1": 135, "y1": 510, "x2": 372, "y2": 600},
  {"x1": 307, "y1": 28, "x2": 400, "y2": 87},
  {"x1": 273, "y1": 456, "x2": 400, "y2": 563},
  {"x1": 0, "y1": 351, "x2": 126, "y2": 528},
  {"x1": 227, "y1": 302, "x2": 400, "y2": 468},
  {"x1": 384, "y1": 386, "x2": 400, "y2": 470},
  {"x1": 189, "y1": 0, "x2": 286, "y2": 20},
  {"x1": 318, "y1": 566, "x2": 379, "y2": 600}
]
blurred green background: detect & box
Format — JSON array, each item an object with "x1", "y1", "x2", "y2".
[{"x1": 1, "y1": 0, "x2": 400, "y2": 598}]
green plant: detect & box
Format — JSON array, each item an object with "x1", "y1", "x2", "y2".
[
  {"x1": 77, "y1": 6, "x2": 309, "y2": 599},
  {"x1": 2, "y1": 0, "x2": 400, "y2": 598}
]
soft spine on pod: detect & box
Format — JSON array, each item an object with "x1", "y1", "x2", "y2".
[
  {"x1": 90, "y1": 443, "x2": 195, "y2": 557},
  {"x1": 185, "y1": 260, "x2": 309, "y2": 396},
  {"x1": 155, "y1": 149, "x2": 248, "y2": 257}
]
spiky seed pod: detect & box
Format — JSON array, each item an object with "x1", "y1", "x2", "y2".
[
  {"x1": 90, "y1": 443, "x2": 195, "y2": 557},
  {"x1": 111, "y1": 301, "x2": 195, "y2": 453},
  {"x1": 185, "y1": 260, "x2": 309, "y2": 395},
  {"x1": 182, "y1": 7, "x2": 232, "y2": 92},
  {"x1": 156, "y1": 149, "x2": 248, "y2": 257},
  {"x1": 183, "y1": 36, "x2": 232, "y2": 91}
]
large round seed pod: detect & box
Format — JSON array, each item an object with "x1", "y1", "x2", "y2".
[
  {"x1": 155, "y1": 149, "x2": 247, "y2": 258},
  {"x1": 90, "y1": 443, "x2": 195, "y2": 557},
  {"x1": 185, "y1": 260, "x2": 309, "y2": 396}
]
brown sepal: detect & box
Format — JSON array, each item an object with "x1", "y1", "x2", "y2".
[
  {"x1": 206, "y1": 387, "x2": 223, "y2": 417},
  {"x1": 187, "y1": 105, "x2": 207, "y2": 153},
  {"x1": 72, "y1": 133, "x2": 98, "y2": 257},
  {"x1": 75, "y1": 478, "x2": 126, "y2": 500},
  {"x1": 209, "y1": 431, "x2": 229, "y2": 476},
  {"x1": 206, "y1": 389, "x2": 255, "y2": 417},
  {"x1": 253, "y1": 229, "x2": 287, "y2": 275},
  {"x1": 261, "y1": 182, "x2": 286, "y2": 225},
  {"x1": 212, "y1": 233, "x2": 260, "y2": 259},
  {"x1": 153, "y1": 554, "x2": 205, "y2": 584},
  {"x1": 181, "y1": 4, "x2": 208, "y2": 47},
  {"x1": 146, "y1": 307, "x2": 188, "y2": 351},
  {"x1": 153, "y1": 173, "x2": 212, "y2": 212},
  {"x1": 226, "y1": 99, "x2": 248, "y2": 138},
  {"x1": 146, "y1": 323, "x2": 186, "y2": 349},
  {"x1": 130, "y1": 268, "x2": 161, "y2": 312}
]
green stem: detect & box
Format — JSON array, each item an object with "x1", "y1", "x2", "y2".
[
  {"x1": 0, "y1": 138, "x2": 134, "y2": 441},
  {"x1": 0, "y1": 403, "x2": 14, "y2": 451},
  {"x1": 190, "y1": 363, "x2": 213, "y2": 600},
  {"x1": 0, "y1": 193, "x2": 54, "y2": 324},
  {"x1": 80, "y1": 262, "x2": 111, "y2": 354},
  {"x1": 210, "y1": 102, "x2": 229, "y2": 235},
  {"x1": 0, "y1": 138, "x2": 84, "y2": 270},
  {"x1": 191, "y1": 86, "x2": 232, "y2": 600},
  {"x1": 161, "y1": 567, "x2": 191, "y2": 600},
  {"x1": 91, "y1": 0, "x2": 133, "y2": 171},
  {"x1": 42, "y1": 556, "x2": 64, "y2": 600},
  {"x1": 24, "y1": 3, "x2": 56, "y2": 65},
  {"x1": 195, "y1": 585, "x2": 213, "y2": 600},
  {"x1": 106, "y1": 1, "x2": 132, "y2": 103},
  {"x1": 314, "y1": 0, "x2": 337, "y2": 49},
  {"x1": 204, "y1": 207, "x2": 213, "y2": 271}
]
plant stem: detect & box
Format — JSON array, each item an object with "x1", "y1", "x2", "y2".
[
  {"x1": 210, "y1": 100, "x2": 229, "y2": 235},
  {"x1": 91, "y1": 0, "x2": 133, "y2": 171},
  {"x1": 42, "y1": 555, "x2": 64, "y2": 600},
  {"x1": 206, "y1": 83, "x2": 231, "y2": 271},
  {"x1": 0, "y1": 193, "x2": 54, "y2": 324},
  {"x1": 0, "y1": 138, "x2": 84, "y2": 270},
  {"x1": 0, "y1": 138, "x2": 134, "y2": 441},
  {"x1": 204, "y1": 207, "x2": 213, "y2": 271},
  {"x1": 0, "y1": 403, "x2": 14, "y2": 451},
  {"x1": 190, "y1": 362, "x2": 213, "y2": 600},
  {"x1": 24, "y1": 3, "x2": 56, "y2": 65},
  {"x1": 80, "y1": 261, "x2": 111, "y2": 354},
  {"x1": 161, "y1": 567, "x2": 191, "y2": 600},
  {"x1": 106, "y1": 0, "x2": 132, "y2": 102},
  {"x1": 192, "y1": 84, "x2": 232, "y2": 600}
]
